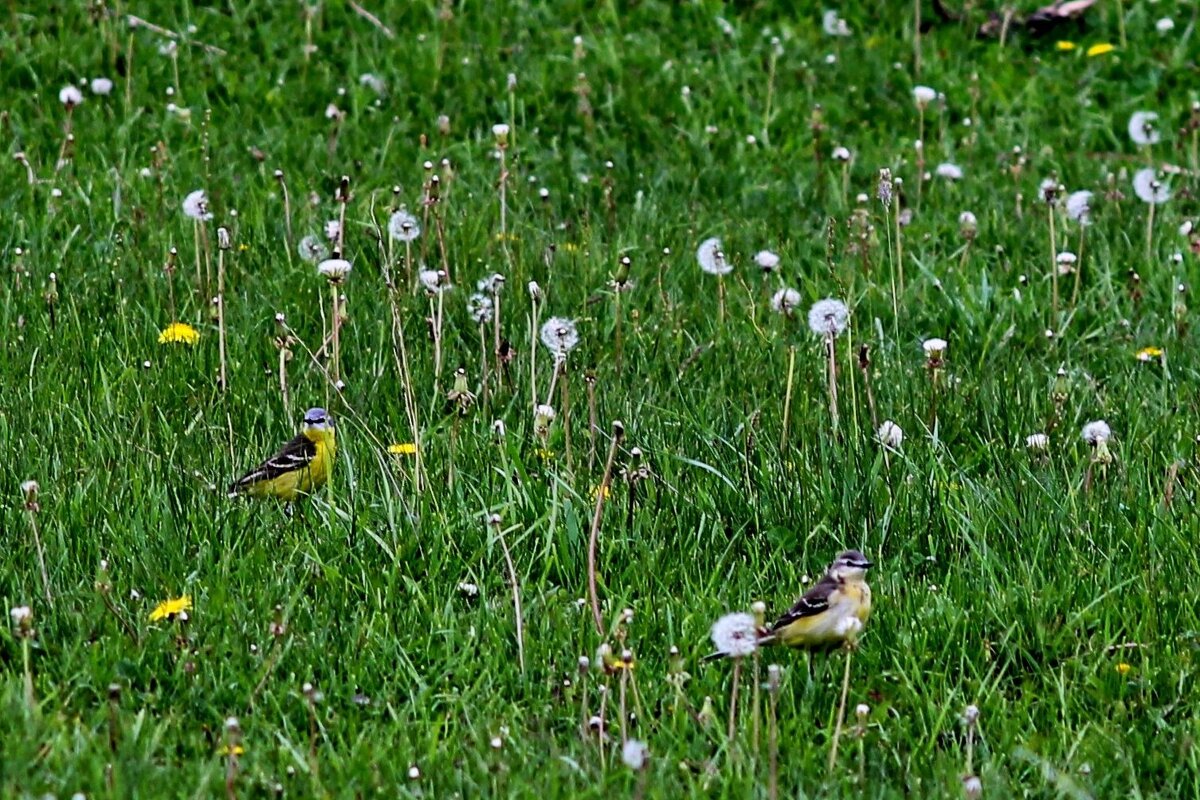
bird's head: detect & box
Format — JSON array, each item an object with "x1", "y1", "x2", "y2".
[
  {"x1": 303, "y1": 407, "x2": 333, "y2": 435},
  {"x1": 829, "y1": 549, "x2": 873, "y2": 581}
]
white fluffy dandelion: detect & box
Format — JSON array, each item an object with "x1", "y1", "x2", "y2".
[
  {"x1": 298, "y1": 235, "x2": 328, "y2": 263},
  {"x1": 1133, "y1": 168, "x2": 1171, "y2": 204},
  {"x1": 822, "y1": 9, "x2": 851, "y2": 36},
  {"x1": 90, "y1": 77, "x2": 114, "y2": 96},
  {"x1": 1081, "y1": 420, "x2": 1111, "y2": 446},
  {"x1": 358, "y1": 73, "x2": 386, "y2": 94},
  {"x1": 877, "y1": 420, "x2": 904, "y2": 449},
  {"x1": 540, "y1": 317, "x2": 580, "y2": 356},
  {"x1": 59, "y1": 85, "x2": 83, "y2": 107},
  {"x1": 754, "y1": 250, "x2": 781, "y2": 271},
  {"x1": 1127, "y1": 111, "x2": 1160, "y2": 146},
  {"x1": 1066, "y1": 190, "x2": 1094, "y2": 225},
  {"x1": 913, "y1": 85, "x2": 937, "y2": 108},
  {"x1": 387, "y1": 209, "x2": 421, "y2": 242},
  {"x1": 1025, "y1": 433, "x2": 1049, "y2": 451},
  {"x1": 935, "y1": 162, "x2": 964, "y2": 180},
  {"x1": 467, "y1": 293, "x2": 493, "y2": 324},
  {"x1": 419, "y1": 269, "x2": 450, "y2": 294},
  {"x1": 324, "y1": 219, "x2": 341, "y2": 241},
  {"x1": 621, "y1": 739, "x2": 649, "y2": 770},
  {"x1": 710, "y1": 612, "x2": 758, "y2": 658},
  {"x1": 696, "y1": 236, "x2": 731, "y2": 276},
  {"x1": 807, "y1": 298, "x2": 849, "y2": 337},
  {"x1": 317, "y1": 258, "x2": 352, "y2": 281},
  {"x1": 181, "y1": 189, "x2": 212, "y2": 221},
  {"x1": 770, "y1": 287, "x2": 802, "y2": 316},
  {"x1": 922, "y1": 338, "x2": 948, "y2": 358}
]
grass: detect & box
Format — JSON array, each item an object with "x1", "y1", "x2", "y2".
[{"x1": 2, "y1": 1, "x2": 1200, "y2": 797}]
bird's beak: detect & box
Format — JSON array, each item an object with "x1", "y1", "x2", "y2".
[{"x1": 861, "y1": 561, "x2": 874, "y2": 569}]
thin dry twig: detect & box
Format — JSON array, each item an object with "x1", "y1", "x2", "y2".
[
  {"x1": 347, "y1": 1, "x2": 396, "y2": 39},
  {"x1": 126, "y1": 15, "x2": 228, "y2": 55}
]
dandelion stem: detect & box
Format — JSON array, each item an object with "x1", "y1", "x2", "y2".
[
  {"x1": 762, "y1": 46, "x2": 778, "y2": 145},
  {"x1": 1071, "y1": 225, "x2": 1086, "y2": 309},
  {"x1": 618, "y1": 667, "x2": 629, "y2": 745},
  {"x1": 588, "y1": 421, "x2": 624, "y2": 635},
  {"x1": 22, "y1": 635, "x2": 35, "y2": 710},
  {"x1": 780, "y1": 345, "x2": 796, "y2": 450},
  {"x1": 25, "y1": 504, "x2": 52, "y2": 606},
  {"x1": 1145, "y1": 202, "x2": 1155, "y2": 267},
  {"x1": 329, "y1": 282, "x2": 341, "y2": 385},
  {"x1": 530, "y1": 294, "x2": 540, "y2": 411},
  {"x1": 727, "y1": 657, "x2": 742, "y2": 748},
  {"x1": 768, "y1": 684, "x2": 779, "y2": 800},
  {"x1": 826, "y1": 333, "x2": 840, "y2": 431},
  {"x1": 492, "y1": 517, "x2": 525, "y2": 674},
  {"x1": 828, "y1": 647, "x2": 854, "y2": 771},
  {"x1": 913, "y1": 0, "x2": 922, "y2": 76},
  {"x1": 1049, "y1": 202, "x2": 1059, "y2": 323},
  {"x1": 217, "y1": 248, "x2": 228, "y2": 392}
]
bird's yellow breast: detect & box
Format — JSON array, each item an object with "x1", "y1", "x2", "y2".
[
  {"x1": 776, "y1": 580, "x2": 871, "y2": 649},
  {"x1": 247, "y1": 431, "x2": 335, "y2": 501}
]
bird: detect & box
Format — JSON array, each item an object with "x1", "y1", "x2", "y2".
[
  {"x1": 227, "y1": 407, "x2": 336, "y2": 502},
  {"x1": 704, "y1": 550, "x2": 873, "y2": 660},
  {"x1": 763, "y1": 549, "x2": 873, "y2": 650}
]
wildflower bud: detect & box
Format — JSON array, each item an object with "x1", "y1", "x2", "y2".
[
  {"x1": 877, "y1": 168, "x2": 893, "y2": 207},
  {"x1": 270, "y1": 605, "x2": 287, "y2": 638},
  {"x1": 437, "y1": 114, "x2": 451, "y2": 135},
  {"x1": 225, "y1": 716, "x2": 241, "y2": 735},
  {"x1": 20, "y1": 479, "x2": 39, "y2": 511},
  {"x1": 528, "y1": 280, "x2": 542, "y2": 301},
  {"x1": 764, "y1": 664, "x2": 783, "y2": 697},
  {"x1": 856, "y1": 703, "x2": 870, "y2": 720},
  {"x1": 612, "y1": 419, "x2": 625, "y2": 439},
  {"x1": 506, "y1": 72, "x2": 517, "y2": 91},
  {"x1": 492, "y1": 419, "x2": 506, "y2": 439},
  {"x1": 621, "y1": 648, "x2": 634, "y2": 665},
  {"x1": 217, "y1": 227, "x2": 231, "y2": 250},
  {"x1": 338, "y1": 175, "x2": 350, "y2": 203},
  {"x1": 751, "y1": 601, "x2": 767, "y2": 628},
  {"x1": 107, "y1": 682, "x2": 121, "y2": 702},
  {"x1": 11, "y1": 605, "x2": 33, "y2": 633},
  {"x1": 963, "y1": 704, "x2": 979, "y2": 725},
  {"x1": 577, "y1": 656, "x2": 590, "y2": 674},
  {"x1": 492, "y1": 123, "x2": 510, "y2": 146},
  {"x1": 95, "y1": 559, "x2": 112, "y2": 595},
  {"x1": 621, "y1": 607, "x2": 634, "y2": 624},
  {"x1": 408, "y1": 765, "x2": 420, "y2": 780},
  {"x1": 488, "y1": 513, "x2": 502, "y2": 527},
  {"x1": 490, "y1": 736, "x2": 503, "y2": 750}
]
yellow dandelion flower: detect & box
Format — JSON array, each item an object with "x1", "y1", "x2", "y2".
[
  {"x1": 217, "y1": 744, "x2": 245, "y2": 756},
  {"x1": 1115, "y1": 662, "x2": 1131, "y2": 675},
  {"x1": 561, "y1": 242, "x2": 581, "y2": 253},
  {"x1": 536, "y1": 447, "x2": 555, "y2": 462},
  {"x1": 149, "y1": 595, "x2": 192, "y2": 622},
  {"x1": 388, "y1": 442, "x2": 418, "y2": 455},
  {"x1": 589, "y1": 484, "x2": 612, "y2": 502},
  {"x1": 1135, "y1": 346, "x2": 1163, "y2": 362},
  {"x1": 1086, "y1": 43, "x2": 1115, "y2": 57},
  {"x1": 495, "y1": 232, "x2": 520, "y2": 243},
  {"x1": 158, "y1": 322, "x2": 200, "y2": 346},
  {"x1": 237, "y1": 243, "x2": 250, "y2": 252},
  {"x1": 1056, "y1": 41, "x2": 1076, "y2": 51}
]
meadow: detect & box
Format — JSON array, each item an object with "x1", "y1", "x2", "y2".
[{"x1": 2, "y1": 1, "x2": 1200, "y2": 797}]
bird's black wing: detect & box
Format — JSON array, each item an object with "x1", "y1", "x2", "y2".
[
  {"x1": 229, "y1": 434, "x2": 317, "y2": 491},
  {"x1": 770, "y1": 574, "x2": 838, "y2": 631}
]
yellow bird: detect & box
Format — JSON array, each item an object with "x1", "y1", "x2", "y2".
[
  {"x1": 228, "y1": 407, "x2": 336, "y2": 501},
  {"x1": 764, "y1": 549, "x2": 873, "y2": 650}
]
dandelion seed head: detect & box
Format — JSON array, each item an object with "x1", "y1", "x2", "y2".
[
  {"x1": 1066, "y1": 190, "x2": 1094, "y2": 225},
  {"x1": 878, "y1": 420, "x2": 903, "y2": 449},
  {"x1": 1156, "y1": 17, "x2": 1175, "y2": 33},
  {"x1": 710, "y1": 612, "x2": 758, "y2": 658},
  {"x1": 467, "y1": 293, "x2": 493, "y2": 324},
  {"x1": 317, "y1": 258, "x2": 352, "y2": 282},
  {"x1": 1025, "y1": 433, "x2": 1049, "y2": 450},
  {"x1": 832, "y1": 145, "x2": 851, "y2": 162},
  {"x1": 822, "y1": 10, "x2": 851, "y2": 37},
  {"x1": 922, "y1": 338, "x2": 948, "y2": 357},
  {"x1": 1133, "y1": 168, "x2": 1171, "y2": 204},
  {"x1": 913, "y1": 85, "x2": 937, "y2": 107},
  {"x1": 1127, "y1": 111, "x2": 1160, "y2": 146},
  {"x1": 298, "y1": 235, "x2": 328, "y2": 263},
  {"x1": 963, "y1": 775, "x2": 982, "y2": 799},
  {"x1": 621, "y1": 739, "x2": 649, "y2": 770},
  {"x1": 91, "y1": 77, "x2": 114, "y2": 95},
  {"x1": 770, "y1": 287, "x2": 802, "y2": 315},
  {"x1": 754, "y1": 250, "x2": 780, "y2": 271},
  {"x1": 807, "y1": 298, "x2": 849, "y2": 337},
  {"x1": 1081, "y1": 420, "x2": 1111, "y2": 446},
  {"x1": 181, "y1": 189, "x2": 213, "y2": 221},
  {"x1": 856, "y1": 703, "x2": 870, "y2": 719},
  {"x1": 935, "y1": 162, "x2": 963, "y2": 180},
  {"x1": 540, "y1": 317, "x2": 580, "y2": 355},
  {"x1": 696, "y1": 236, "x2": 731, "y2": 276},
  {"x1": 59, "y1": 85, "x2": 84, "y2": 106},
  {"x1": 388, "y1": 209, "x2": 421, "y2": 242}
]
